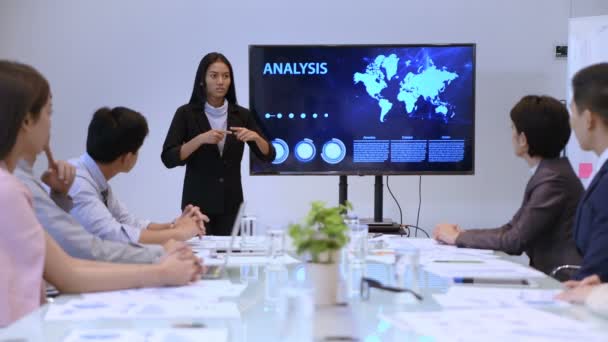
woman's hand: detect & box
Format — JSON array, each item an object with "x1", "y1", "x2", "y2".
[
  {"x1": 198, "y1": 129, "x2": 229, "y2": 145},
  {"x1": 230, "y1": 127, "x2": 261, "y2": 143}
]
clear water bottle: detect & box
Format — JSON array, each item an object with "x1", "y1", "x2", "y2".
[
  {"x1": 264, "y1": 264, "x2": 288, "y2": 311},
  {"x1": 393, "y1": 244, "x2": 421, "y2": 303},
  {"x1": 344, "y1": 212, "x2": 359, "y2": 230},
  {"x1": 341, "y1": 213, "x2": 359, "y2": 275},
  {"x1": 345, "y1": 213, "x2": 368, "y2": 265}
]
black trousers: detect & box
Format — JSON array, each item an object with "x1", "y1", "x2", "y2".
[{"x1": 205, "y1": 209, "x2": 239, "y2": 236}]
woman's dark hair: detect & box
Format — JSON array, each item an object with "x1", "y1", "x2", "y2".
[
  {"x1": 0, "y1": 61, "x2": 50, "y2": 160},
  {"x1": 86, "y1": 107, "x2": 149, "y2": 163},
  {"x1": 572, "y1": 63, "x2": 608, "y2": 123},
  {"x1": 188, "y1": 52, "x2": 237, "y2": 106},
  {"x1": 510, "y1": 95, "x2": 570, "y2": 159}
]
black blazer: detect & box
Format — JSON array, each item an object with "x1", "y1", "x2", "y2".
[
  {"x1": 161, "y1": 103, "x2": 275, "y2": 215},
  {"x1": 456, "y1": 157, "x2": 583, "y2": 275},
  {"x1": 573, "y1": 159, "x2": 608, "y2": 281}
]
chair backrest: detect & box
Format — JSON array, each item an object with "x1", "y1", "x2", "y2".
[{"x1": 550, "y1": 264, "x2": 581, "y2": 282}]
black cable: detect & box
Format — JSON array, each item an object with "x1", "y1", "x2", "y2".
[
  {"x1": 415, "y1": 176, "x2": 422, "y2": 235},
  {"x1": 386, "y1": 175, "x2": 403, "y2": 226},
  {"x1": 406, "y1": 224, "x2": 430, "y2": 238}
]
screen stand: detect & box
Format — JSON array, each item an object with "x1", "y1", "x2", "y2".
[
  {"x1": 360, "y1": 175, "x2": 394, "y2": 226},
  {"x1": 339, "y1": 175, "x2": 400, "y2": 233},
  {"x1": 339, "y1": 175, "x2": 348, "y2": 206}
]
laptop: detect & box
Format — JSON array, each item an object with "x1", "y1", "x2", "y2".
[{"x1": 201, "y1": 202, "x2": 246, "y2": 279}]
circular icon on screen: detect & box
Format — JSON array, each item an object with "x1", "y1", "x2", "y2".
[
  {"x1": 321, "y1": 139, "x2": 346, "y2": 164},
  {"x1": 294, "y1": 139, "x2": 316, "y2": 162},
  {"x1": 271, "y1": 138, "x2": 289, "y2": 165}
]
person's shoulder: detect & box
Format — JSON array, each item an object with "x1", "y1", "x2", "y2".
[
  {"x1": 584, "y1": 170, "x2": 608, "y2": 214},
  {"x1": 0, "y1": 168, "x2": 31, "y2": 206},
  {"x1": 68, "y1": 156, "x2": 99, "y2": 195},
  {"x1": 13, "y1": 166, "x2": 40, "y2": 193},
  {"x1": 69, "y1": 156, "x2": 91, "y2": 180},
  {"x1": 591, "y1": 170, "x2": 608, "y2": 198},
  {"x1": 229, "y1": 103, "x2": 251, "y2": 116},
  {"x1": 66, "y1": 154, "x2": 86, "y2": 170},
  {"x1": 536, "y1": 158, "x2": 579, "y2": 183}
]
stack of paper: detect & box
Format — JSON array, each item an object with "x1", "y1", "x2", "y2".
[
  {"x1": 46, "y1": 280, "x2": 244, "y2": 321},
  {"x1": 386, "y1": 307, "x2": 606, "y2": 341},
  {"x1": 46, "y1": 300, "x2": 240, "y2": 321},
  {"x1": 203, "y1": 254, "x2": 302, "y2": 266},
  {"x1": 423, "y1": 258, "x2": 545, "y2": 278},
  {"x1": 80, "y1": 280, "x2": 246, "y2": 302},
  {"x1": 367, "y1": 237, "x2": 499, "y2": 265},
  {"x1": 188, "y1": 236, "x2": 267, "y2": 250},
  {"x1": 63, "y1": 328, "x2": 228, "y2": 342},
  {"x1": 433, "y1": 287, "x2": 569, "y2": 309}
]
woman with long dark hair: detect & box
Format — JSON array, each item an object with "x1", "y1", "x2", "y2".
[{"x1": 162, "y1": 53, "x2": 275, "y2": 235}]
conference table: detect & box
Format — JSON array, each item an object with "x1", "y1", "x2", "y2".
[{"x1": 1, "y1": 238, "x2": 607, "y2": 341}]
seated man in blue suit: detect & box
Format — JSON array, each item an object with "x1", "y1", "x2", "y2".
[{"x1": 569, "y1": 62, "x2": 608, "y2": 282}]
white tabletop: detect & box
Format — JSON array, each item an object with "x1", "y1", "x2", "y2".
[{"x1": 1, "y1": 238, "x2": 607, "y2": 341}]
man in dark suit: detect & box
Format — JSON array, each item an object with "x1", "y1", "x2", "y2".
[
  {"x1": 569, "y1": 63, "x2": 608, "y2": 282},
  {"x1": 433, "y1": 95, "x2": 583, "y2": 276}
]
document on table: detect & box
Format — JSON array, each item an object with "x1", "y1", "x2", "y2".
[
  {"x1": 433, "y1": 287, "x2": 569, "y2": 309},
  {"x1": 46, "y1": 300, "x2": 240, "y2": 321},
  {"x1": 203, "y1": 254, "x2": 302, "y2": 266},
  {"x1": 386, "y1": 307, "x2": 606, "y2": 342},
  {"x1": 367, "y1": 249, "x2": 498, "y2": 265},
  {"x1": 380, "y1": 237, "x2": 496, "y2": 255},
  {"x1": 367, "y1": 238, "x2": 499, "y2": 265},
  {"x1": 63, "y1": 328, "x2": 228, "y2": 342},
  {"x1": 423, "y1": 258, "x2": 545, "y2": 278},
  {"x1": 80, "y1": 279, "x2": 246, "y2": 302},
  {"x1": 188, "y1": 236, "x2": 267, "y2": 250}
]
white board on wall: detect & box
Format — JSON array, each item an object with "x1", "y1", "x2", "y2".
[{"x1": 566, "y1": 15, "x2": 608, "y2": 188}]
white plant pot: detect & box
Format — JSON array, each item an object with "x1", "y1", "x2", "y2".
[{"x1": 307, "y1": 261, "x2": 339, "y2": 306}]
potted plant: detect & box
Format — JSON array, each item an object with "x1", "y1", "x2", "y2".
[{"x1": 288, "y1": 201, "x2": 351, "y2": 306}]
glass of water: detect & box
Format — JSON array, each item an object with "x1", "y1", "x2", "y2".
[
  {"x1": 394, "y1": 245, "x2": 421, "y2": 293},
  {"x1": 277, "y1": 284, "x2": 314, "y2": 341},
  {"x1": 266, "y1": 228, "x2": 285, "y2": 264},
  {"x1": 240, "y1": 215, "x2": 257, "y2": 248},
  {"x1": 348, "y1": 224, "x2": 368, "y2": 265},
  {"x1": 240, "y1": 264, "x2": 259, "y2": 284}
]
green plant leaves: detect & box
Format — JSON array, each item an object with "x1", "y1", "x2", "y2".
[{"x1": 288, "y1": 201, "x2": 352, "y2": 263}]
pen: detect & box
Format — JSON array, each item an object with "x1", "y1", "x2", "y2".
[
  {"x1": 453, "y1": 277, "x2": 530, "y2": 285},
  {"x1": 433, "y1": 260, "x2": 483, "y2": 264},
  {"x1": 371, "y1": 251, "x2": 394, "y2": 255}
]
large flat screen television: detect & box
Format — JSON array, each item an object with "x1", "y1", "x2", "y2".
[{"x1": 249, "y1": 44, "x2": 475, "y2": 175}]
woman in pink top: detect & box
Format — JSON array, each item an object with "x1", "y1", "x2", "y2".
[
  {"x1": 0, "y1": 64, "x2": 47, "y2": 326},
  {"x1": 0, "y1": 61, "x2": 205, "y2": 327}
]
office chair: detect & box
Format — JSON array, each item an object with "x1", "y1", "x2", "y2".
[{"x1": 550, "y1": 264, "x2": 581, "y2": 281}]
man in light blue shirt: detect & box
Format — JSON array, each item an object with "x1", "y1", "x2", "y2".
[
  {"x1": 16, "y1": 157, "x2": 167, "y2": 263},
  {"x1": 69, "y1": 107, "x2": 207, "y2": 244}
]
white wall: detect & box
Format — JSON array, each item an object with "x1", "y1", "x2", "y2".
[{"x1": 1, "y1": 0, "x2": 607, "y2": 234}]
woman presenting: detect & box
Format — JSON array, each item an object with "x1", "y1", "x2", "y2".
[{"x1": 162, "y1": 52, "x2": 275, "y2": 235}]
